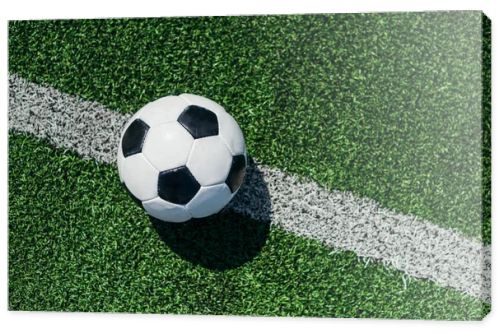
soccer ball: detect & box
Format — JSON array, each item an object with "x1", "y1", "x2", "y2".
[{"x1": 117, "y1": 94, "x2": 247, "y2": 223}]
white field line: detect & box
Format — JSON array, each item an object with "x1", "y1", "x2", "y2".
[{"x1": 8, "y1": 74, "x2": 491, "y2": 301}]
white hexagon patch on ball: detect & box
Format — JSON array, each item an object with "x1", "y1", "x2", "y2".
[{"x1": 117, "y1": 94, "x2": 247, "y2": 223}]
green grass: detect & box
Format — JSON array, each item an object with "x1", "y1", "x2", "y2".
[
  {"x1": 481, "y1": 14, "x2": 491, "y2": 243},
  {"x1": 8, "y1": 12, "x2": 490, "y2": 242},
  {"x1": 8, "y1": 132, "x2": 489, "y2": 319}
]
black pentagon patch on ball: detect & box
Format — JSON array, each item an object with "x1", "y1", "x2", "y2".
[
  {"x1": 177, "y1": 105, "x2": 219, "y2": 139},
  {"x1": 225, "y1": 155, "x2": 247, "y2": 193},
  {"x1": 122, "y1": 119, "x2": 150, "y2": 157},
  {"x1": 158, "y1": 166, "x2": 201, "y2": 205}
]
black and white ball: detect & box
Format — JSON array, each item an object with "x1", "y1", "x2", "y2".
[{"x1": 117, "y1": 94, "x2": 247, "y2": 223}]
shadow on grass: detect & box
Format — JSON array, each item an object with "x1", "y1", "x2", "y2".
[{"x1": 151, "y1": 157, "x2": 272, "y2": 271}]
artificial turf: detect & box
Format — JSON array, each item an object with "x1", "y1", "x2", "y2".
[
  {"x1": 481, "y1": 15, "x2": 491, "y2": 243},
  {"x1": 8, "y1": 12, "x2": 490, "y2": 242},
  {"x1": 8, "y1": 132, "x2": 489, "y2": 319}
]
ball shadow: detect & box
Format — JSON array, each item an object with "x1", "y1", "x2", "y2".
[{"x1": 151, "y1": 157, "x2": 272, "y2": 271}]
